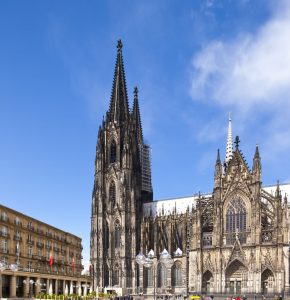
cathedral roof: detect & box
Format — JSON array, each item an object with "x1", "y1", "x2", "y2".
[{"x1": 143, "y1": 183, "x2": 290, "y2": 217}]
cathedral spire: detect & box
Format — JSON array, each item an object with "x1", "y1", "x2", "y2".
[
  {"x1": 252, "y1": 144, "x2": 261, "y2": 181},
  {"x1": 132, "y1": 86, "x2": 143, "y2": 144},
  {"x1": 214, "y1": 149, "x2": 222, "y2": 188},
  {"x1": 225, "y1": 113, "x2": 233, "y2": 164},
  {"x1": 108, "y1": 39, "x2": 130, "y2": 124}
]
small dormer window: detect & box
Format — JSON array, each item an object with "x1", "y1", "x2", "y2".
[{"x1": 110, "y1": 141, "x2": 117, "y2": 163}]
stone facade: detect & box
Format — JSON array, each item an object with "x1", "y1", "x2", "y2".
[
  {"x1": 90, "y1": 41, "x2": 290, "y2": 297},
  {"x1": 0, "y1": 204, "x2": 90, "y2": 298}
]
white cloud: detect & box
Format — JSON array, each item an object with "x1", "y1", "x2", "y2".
[
  {"x1": 190, "y1": 1, "x2": 290, "y2": 110},
  {"x1": 189, "y1": 0, "x2": 290, "y2": 157}
]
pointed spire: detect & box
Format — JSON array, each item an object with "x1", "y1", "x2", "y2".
[
  {"x1": 108, "y1": 39, "x2": 130, "y2": 124},
  {"x1": 132, "y1": 86, "x2": 143, "y2": 144},
  {"x1": 214, "y1": 149, "x2": 222, "y2": 188},
  {"x1": 276, "y1": 180, "x2": 281, "y2": 198},
  {"x1": 216, "y1": 148, "x2": 221, "y2": 164},
  {"x1": 225, "y1": 113, "x2": 233, "y2": 164},
  {"x1": 252, "y1": 144, "x2": 261, "y2": 180},
  {"x1": 254, "y1": 143, "x2": 260, "y2": 159}
]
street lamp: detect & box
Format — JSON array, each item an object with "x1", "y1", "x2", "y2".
[
  {"x1": 136, "y1": 249, "x2": 174, "y2": 300},
  {"x1": 23, "y1": 279, "x2": 35, "y2": 298}
]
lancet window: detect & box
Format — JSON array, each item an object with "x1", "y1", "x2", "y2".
[
  {"x1": 110, "y1": 141, "x2": 117, "y2": 163},
  {"x1": 114, "y1": 220, "x2": 121, "y2": 249},
  {"x1": 226, "y1": 196, "x2": 247, "y2": 244},
  {"x1": 109, "y1": 182, "x2": 116, "y2": 209}
]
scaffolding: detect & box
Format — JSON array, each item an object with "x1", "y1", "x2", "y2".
[{"x1": 139, "y1": 143, "x2": 152, "y2": 193}]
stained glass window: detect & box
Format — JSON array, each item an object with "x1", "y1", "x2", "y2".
[{"x1": 226, "y1": 196, "x2": 247, "y2": 244}]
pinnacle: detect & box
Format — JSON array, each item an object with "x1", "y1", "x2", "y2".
[{"x1": 117, "y1": 39, "x2": 123, "y2": 52}]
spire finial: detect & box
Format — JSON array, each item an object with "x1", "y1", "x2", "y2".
[
  {"x1": 117, "y1": 39, "x2": 123, "y2": 52},
  {"x1": 134, "y1": 86, "x2": 138, "y2": 99}
]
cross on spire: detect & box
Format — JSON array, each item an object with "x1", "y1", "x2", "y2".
[
  {"x1": 134, "y1": 86, "x2": 138, "y2": 98},
  {"x1": 117, "y1": 39, "x2": 123, "y2": 52},
  {"x1": 235, "y1": 136, "x2": 240, "y2": 149}
]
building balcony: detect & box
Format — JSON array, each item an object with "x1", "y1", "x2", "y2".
[
  {"x1": 225, "y1": 231, "x2": 250, "y2": 245},
  {"x1": 0, "y1": 232, "x2": 9, "y2": 238},
  {"x1": 261, "y1": 229, "x2": 273, "y2": 243},
  {"x1": 13, "y1": 235, "x2": 22, "y2": 241},
  {"x1": 37, "y1": 242, "x2": 44, "y2": 248},
  {"x1": 27, "y1": 239, "x2": 35, "y2": 245},
  {"x1": 202, "y1": 232, "x2": 213, "y2": 248},
  {"x1": 27, "y1": 225, "x2": 35, "y2": 231},
  {"x1": 14, "y1": 221, "x2": 22, "y2": 227}
]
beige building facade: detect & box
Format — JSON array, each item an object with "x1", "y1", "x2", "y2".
[{"x1": 0, "y1": 204, "x2": 91, "y2": 298}]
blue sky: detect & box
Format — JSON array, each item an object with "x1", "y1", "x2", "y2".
[{"x1": 1, "y1": 0, "x2": 290, "y2": 270}]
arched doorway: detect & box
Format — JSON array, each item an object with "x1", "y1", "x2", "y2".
[
  {"x1": 202, "y1": 270, "x2": 213, "y2": 294},
  {"x1": 226, "y1": 260, "x2": 248, "y2": 295},
  {"x1": 261, "y1": 269, "x2": 274, "y2": 294}
]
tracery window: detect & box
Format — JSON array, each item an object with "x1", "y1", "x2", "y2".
[
  {"x1": 109, "y1": 182, "x2": 116, "y2": 209},
  {"x1": 172, "y1": 262, "x2": 182, "y2": 286},
  {"x1": 145, "y1": 267, "x2": 153, "y2": 287},
  {"x1": 157, "y1": 264, "x2": 167, "y2": 287},
  {"x1": 226, "y1": 196, "x2": 247, "y2": 244},
  {"x1": 112, "y1": 264, "x2": 120, "y2": 286},
  {"x1": 110, "y1": 141, "x2": 117, "y2": 163},
  {"x1": 114, "y1": 220, "x2": 121, "y2": 249}
]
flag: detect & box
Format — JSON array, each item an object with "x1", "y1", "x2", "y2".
[
  {"x1": 72, "y1": 257, "x2": 75, "y2": 272},
  {"x1": 49, "y1": 252, "x2": 53, "y2": 267},
  {"x1": 89, "y1": 264, "x2": 92, "y2": 275}
]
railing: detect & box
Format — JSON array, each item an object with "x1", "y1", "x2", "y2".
[
  {"x1": 202, "y1": 232, "x2": 213, "y2": 248},
  {"x1": 225, "y1": 231, "x2": 250, "y2": 245},
  {"x1": 37, "y1": 242, "x2": 44, "y2": 248},
  {"x1": 0, "y1": 231, "x2": 9, "y2": 238},
  {"x1": 13, "y1": 235, "x2": 22, "y2": 241},
  {"x1": 261, "y1": 229, "x2": 273, "y2": 243}
]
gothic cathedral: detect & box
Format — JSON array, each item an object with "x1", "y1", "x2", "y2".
[{"x1": 90, "y1": 41, "x2": 290, "y2": 297}]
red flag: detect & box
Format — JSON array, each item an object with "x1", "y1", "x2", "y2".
[
  {"x1": 49, "y1": 252, "x2": 53, "y2": 267},
  {"x1": 89, "y1": 264, "x2": 92, "y2": 274},
  {"x1": 72, "y1": 257, "x2": 75, "y2": 272}
]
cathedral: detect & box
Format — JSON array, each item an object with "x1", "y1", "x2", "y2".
[{"x1": 90, "y1": 40, "x2": 290, "y2": 297}]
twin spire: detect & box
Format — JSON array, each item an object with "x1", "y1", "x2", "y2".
[
  {"x1": 109, "y1": 39, "x2": 130, "y2": 124},
  {"x1": 108, "y1": 40, "x2": 143, "y2": 142}
]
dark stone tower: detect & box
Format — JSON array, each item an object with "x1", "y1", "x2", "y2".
[{"x1": 90, "y1": 40, "x2": 153, "y2": 294}]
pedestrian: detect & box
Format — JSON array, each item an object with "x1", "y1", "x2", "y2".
[
  {"x1": 279, "y1": 295, "x2": 283, "y2": 300},
  {"x1": 242, "y1": 295, "x2": 246, "y2": 300}
]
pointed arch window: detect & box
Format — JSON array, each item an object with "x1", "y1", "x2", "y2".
[
  {"x1": 144, "y1": 267, "x2": 153, "y2": 287},
  {"x1": 112, "y1": 264, "x2": 120, "y2": 286},
  {"x1": 114, "y1": 220, "x2": 121, "y2": 249},
  {"x1": 109, "y1": 182, "x2": 116, "y2": 209},
  {"x1": 172, "y1": 262, "x2": 182, "y2": 286},
  {"x1": 157, "y1": 263, "x2": 167, "y2": 287},
  {"x1": 226, "y1": 196, "x2": 247, "y2": 244},
  {"x1": 110, "y1": 141, "x2": 117, "y2": 163}
]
